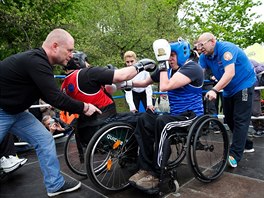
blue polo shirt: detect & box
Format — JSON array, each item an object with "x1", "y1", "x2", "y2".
[{"x1": 199, "y1": 41, "x2": 256, "y2": 97}]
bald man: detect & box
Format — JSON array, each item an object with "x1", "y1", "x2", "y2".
[
  {"x1": 196, "y1": 32, "x2": 256, "y2": 168},
  {"x1": 0, "y1": 28, "x2": 101, "y2": 196}
]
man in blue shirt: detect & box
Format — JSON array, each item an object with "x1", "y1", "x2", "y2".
[{"x1": 197, "y1": 32, "x2": 256, "y2": 168}]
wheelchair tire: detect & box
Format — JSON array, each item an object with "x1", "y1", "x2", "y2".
[
  {"x1": 187, "y1": 116, "x2": 229, "y2": 182},
  {"x1": 85, "y1": 122, "x2": 138, "y2": 192},
  {"x1": 64, "y1": 130, "x2": 87, "y2": 176}
]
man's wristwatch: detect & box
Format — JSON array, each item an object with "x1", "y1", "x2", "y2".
[{"x1": 211, "y1": 88, "x2": 218, "y2": 94}]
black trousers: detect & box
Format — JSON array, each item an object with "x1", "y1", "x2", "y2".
[
  {"x1": 134, "y1": 111, "x2": 196, "y2": 173},
  {"x1": 132, "y1": 91, "x2": 147, "y2": 110},
  {"x1": 223, "y1": 86, "x2": 254, "y2": 162}
]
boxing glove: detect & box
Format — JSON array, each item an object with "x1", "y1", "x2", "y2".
[
  {"x1": 118, "y1": 80, "x2": 133, "y2": 91},
  {"x1": 133, "y1": 58, "x2": 156, "y2": 73},
  {"x1": 153, "y1": 39, "x2": 171, "y2": 71}
]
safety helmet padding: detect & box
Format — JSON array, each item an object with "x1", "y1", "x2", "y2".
[
  {"x1": 65, "y1": 51, "x2": 88, "y2": 70},
  {"x1": 170, "y1": 38, "x2": 191, "y2": 67}
]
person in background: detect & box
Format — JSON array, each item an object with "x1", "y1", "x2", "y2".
[
  {"x1": 250, "y1": 59, "x2": 264, "y2": 138},
  {"x1": 39, "y1": 98, "x2": 56, "y2": 118},
  {"x1": 41, "y1": 115, "x2": 72, "y2": 136},
  {"x1": 0, "y1": 28, "x2": 101, "y2": 197},
  {"x1": 0, "y1": 133, "x2": 27, "y2": 174},
  {"x1": 123, "y1": 51, "x2": 154, "y2": 113},
  {"x1": 197, "y1": 32, "x2": 256, "y2": 168}
]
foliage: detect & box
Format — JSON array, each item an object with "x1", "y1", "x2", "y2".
[
  {"x1": 70, "y1": 0, "x2": 187, "y2": 67},
  {"x1": 1, "y1": 0, "x2": 263, "y2": 64},
  {"x1": 178, "y1": 0, "x2": 264, "y2": 48},
  {"x1": 0, "y1": 0, "x2": 76, "y2": 60}
]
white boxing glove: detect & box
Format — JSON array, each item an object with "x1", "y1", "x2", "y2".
[{"x1": 153, "y1": 39, "x2": 171, "y2": 71}]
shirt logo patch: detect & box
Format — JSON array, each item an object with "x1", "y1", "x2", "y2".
[
  {"x1": 223, "y1": 52, "x2": 233, "y2": 61},
  {"x1": 68, "y1": 83, "x2": 75, "y2": 92}
]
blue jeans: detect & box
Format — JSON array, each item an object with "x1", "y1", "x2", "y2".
[{"x1": 0, "y1": 108, "x2": 64, "y2": 193}]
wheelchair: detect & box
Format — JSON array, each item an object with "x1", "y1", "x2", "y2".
[
  {"x1": 64, "y1": 122, "x2": 138, "y2": 191},
  {"x1": 64, "y1": 115, "x2": 229, "y2": 195}
]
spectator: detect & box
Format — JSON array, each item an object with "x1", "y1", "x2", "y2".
[
  {"x1": 128, "y1": 38, "x2": 204, "y2": 190},
  {"x1": 123, "y1": 51, "x2": 154, "y2": 113},
  {"x1": 39, "y1": 98, "x2": 56, "y2": 118},
  {"x1": 0, "y1": 133, "x2": 27, "y2": 174},
  {"x1": 41, "y1": 115, "x2": 72, "y2": 136},
  {"x1": 197, "y1": 32, "x2": 256, "y2": 168},
  {"x1": 0, "y1": 28, "x2": 101, "y2": 197},
  {"x1": 250, "y1": 59, "x2": 264, "y2": 138}
]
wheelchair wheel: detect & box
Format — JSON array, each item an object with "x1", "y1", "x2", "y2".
[
  {"x1": 166, "y1": 132, "x2": 187, "y2": 170},
  {"x1": 64, "y1": 129, "x2": 87, "y2": 176},
  {"x1": 187, "y1": 116, "x2": 229, "y2": 182},
  {"x1": 85, "y1": 122, "x2": 138, "y2": 192}
]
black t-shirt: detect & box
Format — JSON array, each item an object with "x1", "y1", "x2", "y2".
[
  {"x1": 78, "y1": 66, "x2": 114, "y2": 93},
  {"x1": 0, "y1": 48, "x2": 83, "y2": 114},
  {"x1": 151, "y1": 60, "x2": 204, "y2": 87}
]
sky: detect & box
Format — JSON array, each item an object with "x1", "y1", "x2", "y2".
[{"x1": 251, "y1": 1, "x2": 264, "y2": 22}]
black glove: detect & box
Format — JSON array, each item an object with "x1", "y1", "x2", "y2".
[
  {"x1": 119, "y1": 80, "x2": 133, "y2": 91},
  {"x1": 133, "y1": 58, "x2": 156, "y2": 73},
  {"x1": 158, "y1": 61, "x2": 169, "y2": 71}
]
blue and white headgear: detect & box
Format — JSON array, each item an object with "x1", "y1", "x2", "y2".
[{"x1": 170, "y1": 38, "x2": 191, "y2": 67}]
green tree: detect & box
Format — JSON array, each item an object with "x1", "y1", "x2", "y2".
[
  {"x1": 0, "y1": 0, "x2": 76, "y2": 60},
  {"x1": 178, "y1": 0, "x2": 264, "y2": 47},
  {"x1": 70, "y1": 0, "x2": 187, "y2": 67}
]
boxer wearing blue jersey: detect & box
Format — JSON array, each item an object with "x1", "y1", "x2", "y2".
[
  {"x1": 197, "y1": 32, "x2": 256, "y2": 168},
  {"x1": 128, "y1": 39, "x2": 204, "y2": 190}
]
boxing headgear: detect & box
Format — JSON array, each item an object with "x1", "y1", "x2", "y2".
[
  {"x1": 65, "y1": 51, "x2": 88, "y2": 70},
  {"x1": 170, "y1": 38, "x2": 191, "y2": 67}
]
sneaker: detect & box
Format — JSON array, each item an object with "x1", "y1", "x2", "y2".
[
  {"x1": 0, "y1": 156, "x2": 20, "y2": 173},
  {"x1": 129, "y1": 170, "x2": 149, "y2": 184},
  {"x1": 228, "y1": 156, "x2": 237, "y2": 168},
  {"x1": 47, "y1": 180, "x2": 81, "y2": 197},
  {"x1": 8, "y1": 155, "x2": 27, "y2": 166},
  {"x1": 136, "y1": 174, "x2": 159, "y2": 190},
  {"x1": 244, "y1": 148, "x2": 255, "y2": 153},
  {"x1": 253, "y1": 131, "x2": 264, "y2": 138}
]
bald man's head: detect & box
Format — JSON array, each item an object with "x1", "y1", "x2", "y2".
[
  {"x1": 43, "y1": 28, "x2": 74, "y2": 47},
  {"x1": 196, "y1": 32, "x2": 216, "y2": 55},
  {"x1": 42, "y1": 28, "x2": 75, "y2": 66},
  {"x1": 198, "y1": 32, "x2": 216, "y2": 42}
]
